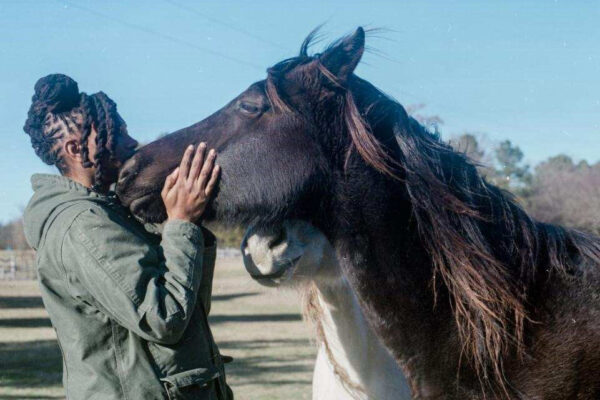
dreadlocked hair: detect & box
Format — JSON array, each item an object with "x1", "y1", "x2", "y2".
[
  {"x1": 23, "y1": 74, "x2": 124, "y2": 192},
  {"x1": 86, "y1": 92, "x2": 123, "y2": 191}
]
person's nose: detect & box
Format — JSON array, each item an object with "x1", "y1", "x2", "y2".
[{"x1": 130, "y1": 138, "x2": 140, "y2": 150}]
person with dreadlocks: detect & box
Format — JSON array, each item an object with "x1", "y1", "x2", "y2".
[{"x1": 22, "y1": 74, "x2": 233, "y2": 400}]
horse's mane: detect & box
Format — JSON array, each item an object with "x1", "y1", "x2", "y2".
[
  {"x1": 265, "y1": 31, "x2": 600, "y2": 396},
  {"x1": 356, "y1": 91, "x2": 600, "y2": 395}
]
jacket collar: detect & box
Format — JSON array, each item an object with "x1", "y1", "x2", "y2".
[{"x1": 30, "y1": 173, "x2": 118, "y2": 202}]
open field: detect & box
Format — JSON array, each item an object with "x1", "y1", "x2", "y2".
[{"x1": 0, "y1": 256, "x2": 316, "y2": 400}]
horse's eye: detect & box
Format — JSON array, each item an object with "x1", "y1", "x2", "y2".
[{"x1": 238, "y1": 101, "x2": 264, "y2": 116}]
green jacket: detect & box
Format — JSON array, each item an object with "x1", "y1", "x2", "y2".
[{"x1": 23, "y1": 174, "x2": 233, "y2": 400}]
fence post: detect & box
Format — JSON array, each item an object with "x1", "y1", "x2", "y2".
[{"x1": 10, "y1": 254, "x2": 16, "y2": 280}]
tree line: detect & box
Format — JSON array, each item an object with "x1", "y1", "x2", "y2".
[{"x1": 450, "y1": 133, "x2": 599, "y2": 236}]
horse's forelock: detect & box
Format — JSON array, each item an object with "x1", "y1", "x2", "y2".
[
  {"x1": 265, "y1": 56, "x2": 313, "y2": 113},
  {"x1": 265, "y1": 76, "x2": 292, "y2": 113},
  {"x1": 266, "y1": 53, "x2": 402, "y2": 181}
]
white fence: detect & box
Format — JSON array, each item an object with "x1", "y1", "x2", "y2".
[
  {"x1": 0, "y1": 250, "x2": 37, "y2": 280},
  {"x1": 217, "y1": 248, "x2": 242, "y2": 258},
  {"x1": 0, "y1": 248, "x2": 241, "y2": 281}
]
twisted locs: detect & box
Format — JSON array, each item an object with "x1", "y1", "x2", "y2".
[
  {"x1": 23, "y1": 74, "x2": 124, "y2": 192},
  {"x1": 87, "y1": 92, "x2": 122, "y2": 191}
]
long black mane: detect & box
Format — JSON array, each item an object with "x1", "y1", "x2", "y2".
[{"x1": 266, "y1": 33, "x2": 600, "y2": 394}]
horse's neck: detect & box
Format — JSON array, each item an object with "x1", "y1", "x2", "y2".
[
  {"x1": 309, "y1": 277, "x2": 411, "y2": 400},
  {"x1": 331, "y1": 182, "x2": 466, "y2": 397}
]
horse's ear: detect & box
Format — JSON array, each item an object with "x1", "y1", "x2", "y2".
[{"x1": 319, "y1": 27, "x2": 365, "y2": 83}]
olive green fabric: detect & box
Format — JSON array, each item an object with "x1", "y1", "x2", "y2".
[{"x1": 23, "y1": 174, "x2": 233, "y2": 400}]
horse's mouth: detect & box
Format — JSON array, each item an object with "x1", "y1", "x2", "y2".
[
  {"x1": 124, "y1": 191, "x2": 163, "y2": 221},
  {"x1": 248, "y1": 256, "x2": 302, "y2": 287},
  {"x1": 129, "y1": 193, "x2": 154, "y2": 212}
]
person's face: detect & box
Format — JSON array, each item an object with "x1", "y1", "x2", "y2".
[
  {"x1": 111, "y1": 125, "x2": 139, "y2": 168},
  {"x1": 84, "y1": 119, "x2": 139, "y2": 186}
]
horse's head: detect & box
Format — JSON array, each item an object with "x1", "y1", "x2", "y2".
[
  {"x1": 116, "y1": 27, "x2": 397, "y2": 226},
  {"x1": 241, "y1": 220, "x2": 338, "y2": 287}
]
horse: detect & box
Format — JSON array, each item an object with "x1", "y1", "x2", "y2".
[
  {"x1": 116, "y1": 27, "x2": 600, "y2": 398},
  {"x1": 242, "y1": 220, "x2": 411, "y2": 399}
]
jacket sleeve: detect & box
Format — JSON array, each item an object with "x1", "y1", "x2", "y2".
[{"x1": 62, "y1": 206, "x2": 214, "y2": 345}]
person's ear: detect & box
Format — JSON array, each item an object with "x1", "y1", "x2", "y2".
[{"x1": 63, "y1": 138, "x2": 83, "y2": 163}]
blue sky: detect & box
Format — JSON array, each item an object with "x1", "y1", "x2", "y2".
[{"x1": 1, "y1": 0, "x2": 599, "y2": 222}]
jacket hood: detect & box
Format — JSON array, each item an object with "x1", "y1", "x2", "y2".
[{"x1": 23, "y1": 174, "x2": 112, "y2": 250}]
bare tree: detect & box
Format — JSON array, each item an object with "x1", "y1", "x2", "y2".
[
  {"x1": 449, "y1": 133, "x2": 486, "y2": 162},
  {"x1": 405, "y1": 104, "x2": 444, "y2": 133},
  {"x1": 0, "y1": 217, "x2": 29, "y2": 250},
  {"x1": 525, "y1": 156, "x2": 600, "y2": 235}
]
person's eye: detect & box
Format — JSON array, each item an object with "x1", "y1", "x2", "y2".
[{"x1": 238, "y1": 101, "x2": 264, "y2": 115}]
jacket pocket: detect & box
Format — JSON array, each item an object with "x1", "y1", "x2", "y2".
[{"x1": 160, "y1": 366, "x2": 220, "y2": 400}]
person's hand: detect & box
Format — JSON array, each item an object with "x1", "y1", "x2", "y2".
[{"x1": 161, "y1": 143, "x2": 220, "y2": 223}]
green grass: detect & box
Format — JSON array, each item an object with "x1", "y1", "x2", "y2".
[{"x1": 0, "y1": 257, "x2": 316, "y2": 400}]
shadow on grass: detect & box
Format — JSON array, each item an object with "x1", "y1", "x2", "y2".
[
  {"x1": 0, "y1": 338, "x2": 313, "y2": 393},
  {"x1": 212, "y1": 292, "x2": 259, "y2": 302},
  {"x1": 0, "y1": 293, "x2": 258, "y2": 307},
  {"x1": 225, "y1": 355, "x2": 313, "y2": 386},
  {"x1": 0, "y1": 338, "x2": 314, "y2": 391},
  {"x1": 0, "y1": 318, "x2": 52, "y2": 328},
  {"x1": 219, "y1": 338, "x2": 311, "y2": 349},
  {"x1": 0, "y1": 296, "x2": 44, "y2": 309},
  {"x1": 0, "y1": 396, "x2": 63, "y2": 399},
  {"x1": 0, "y1": 293, "x2": 312, "y2": 395},
  {"x1": 0, "y1": 340, "x2": 62, "y2": 389},
  {"x1": 209, "y1": 313, "x2": 302, "y2": 324},
  {"x1": 218, "y1": 339, "x2": 315, "y2": 386}
]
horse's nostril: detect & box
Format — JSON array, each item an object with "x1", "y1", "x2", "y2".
[
  {"x1": 268, "y1": 227, "x2": 287, "y2": 249},
  {"x1": 117, "y1": 156, "x2": 137, "y2": 185},
  {"x1": 118, "y1": 169, "x2": 133, "y2": 185},
  {"x1": 118, "y1": 159, "x2": 139, "y2": 187}
]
